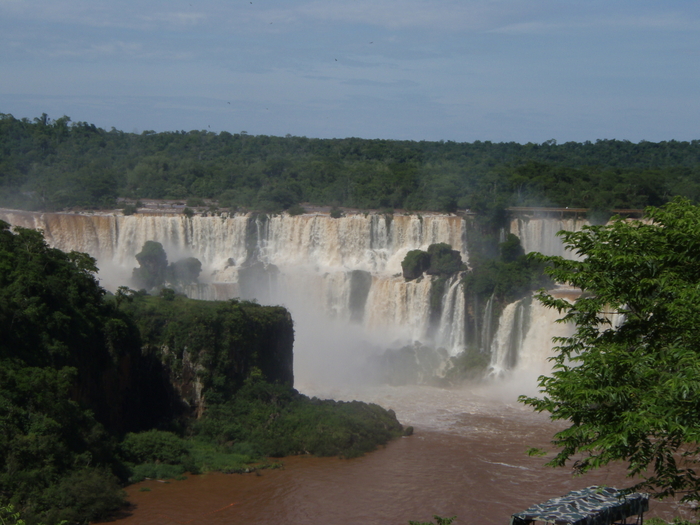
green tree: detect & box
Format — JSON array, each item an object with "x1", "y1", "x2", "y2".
[
  {"x1": 166, "y1": 257, "x2": 202, "y2": 285},
  {"x1": 426, "y1": 243, "x2": 465, "y2": 276},
  {"x1": 132, "y1": 241, "x2": 168, "y2": 290},
  {"x1": 401, "y1": 249, "x2": 431, "y2": 280},
  {"x1": 520, "y1": 198, "x2": 700, "y2": 502}
]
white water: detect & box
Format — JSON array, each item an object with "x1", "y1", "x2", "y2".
[
  {"x1": 510, "y1": 216, "x2": 589, "y2": 258},
  {"x1": 0, "y1": 209, "x2": 582, "y2": 384},
  {"x1": 488, "y1": 295, "x2": 575, "y2": 396}
]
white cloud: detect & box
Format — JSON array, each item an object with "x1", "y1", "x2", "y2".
[
  {"x1": 490, "y1": 9, "x2": 700, "y2": 35},
  {"x1": 139, "y1": 11, "x2": 207, "y2": 27},
  {"x1": 294, "y1": 0, "x2": 521, "y2": 31}
]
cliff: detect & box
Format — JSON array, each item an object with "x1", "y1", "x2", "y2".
[{"x1": 120, "y1": 294, "x2": 295, "y2": 418}]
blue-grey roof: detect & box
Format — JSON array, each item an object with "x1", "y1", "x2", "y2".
[{"x1": 510, "y1": 486, "x2": 649, "y2": 525}]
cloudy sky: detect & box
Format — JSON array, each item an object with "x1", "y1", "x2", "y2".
[{"x1": 1, "y1": 0, "x2": 699, "y2": 143}]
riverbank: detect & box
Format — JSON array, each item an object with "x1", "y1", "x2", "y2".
[{"x1": 109, "y1": 384, "x2": 688, "y2": 525}]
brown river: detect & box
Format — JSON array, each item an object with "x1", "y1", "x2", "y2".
[{"x1": 112, "y1": 382, "x2": 687, "y2": 525}]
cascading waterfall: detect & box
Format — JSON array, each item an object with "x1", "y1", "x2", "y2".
[
  {"x1": 0, "y1": 210, "x2": 469, "y2": 360},
  {"x1": 488, "y1": 293, "x2": 576, "y2": 380},
  {"x1": 510, "y1": 216, "x2": 589, "y2": 258},
  {"x1": 0, "y1": 208, "x2": 584, "y2": 381},
  {"x1": 480, "y1": 293, "x2": 496, "y2": 354},
  {"x1": 488, "y1": 298, "x2": 528, "y2": 375},
  {"x1": 436, "y1": 275, "x2": 466, "y2": 352}
]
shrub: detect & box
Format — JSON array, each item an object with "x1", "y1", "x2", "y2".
[
  {"x1": 409, "y1": 516, "x2": 456, "y2": 525},
  {"x1": 426, "y1": 243, "x2": 465, "y2": 276},
  {"x1": 186, "y1": 197, "x2": 205, "y2": 207},
  {"x1": 401, "y1": 243, "x2": 465, "y2": 281},
  {"x1": 287, "y1": 204, "x2": 306, "y2": 216},
  {"x1": 159, "y1": 287, "x2": 176, "y2": 300},
  {"x1": 128, "y1": 463, "x2": 186, "y2": 483},
  {"x1": 39, "y1": 468, "x2": 127, "y2": 524},
  {"x1": 402, "y1": 250, "x2": 431, "y2": 280},
  {"x1": 132, "y1": 240, "x2": 168, "y2": 290},
  {"x1": 120, "y1": 430, "x2": 190, "y2": 465}
]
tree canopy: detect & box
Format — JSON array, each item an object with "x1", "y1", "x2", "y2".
[
  {"x1": 520, "y1": 198, "x2": 700, "y2": 501},
  {"x1": 3, "y1": 112, "x2": 700, "y2": 217}
]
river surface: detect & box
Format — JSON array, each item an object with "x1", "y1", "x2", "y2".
[{"x1": 112, "y1": 382, "x2": 685, "y2": 525}]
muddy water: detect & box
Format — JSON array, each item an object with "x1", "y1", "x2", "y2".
[{"x1": 113, "y1": 384, "x2": 686, "y2": 525}]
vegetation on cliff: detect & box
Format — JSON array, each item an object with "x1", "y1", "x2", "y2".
[
  {"x1": 131, "y1": 240, "x2": 202, "y2": 292},
  {"x1": 119, "y1": 293, "x2": 295, "y2": 409},
  {"x1": 521, "y1": 198, "x2": 700, "y2": 502},
  {"x1": 463, "y1": 233, "x2": 551, "y2": 306},
  {"x1": 2, "y1": 113, "x2": 700, "y2": 217},
  {"x1": 401, "y1": 243, "x2": 465, "y2": 282},
  {"x1": 0, "y1": 223, "x2": 404, "y2": 524}
]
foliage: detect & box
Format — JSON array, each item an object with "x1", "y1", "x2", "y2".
[
  {"x1": 132, "y1": 241, "x2": 203, "y2": 291},
  {"x1": 463, "y1": 234, "x2": 550, "y2": 305},
  {"x1": 366, "y1": 342, "x2": 449, "y2": 386},
  {"x1": 401, "y1": 243, "x2": 465, "y2": 281},
  {"x1": 121, "y1": 295, "x2": 294, "y2": 405},
  {"x1": 37, "y1": 469, "x2": 125, "y2": 525},
  {"x1": 122, "y1": 204, "x2": 137, "y2": 215},
  {"x1": 426, "y1": 243, "x2": 465, "y2": 276},
  {"x1": 132, "y1": 240, "x2": 168, "y2": 290},
  {"x1": 286, "y1": 204, "x2": 306, "y2": 216},
  {"x1": 0, "y1": 362, "x2": 129, "y2": 523},
  {"x1": 402, "y1": 249, "x2": 431, "y2": 280},
  {"x1": 4, "y1": 113, "x2": 700, "y2": 218},
  {"x1": 186, "y1": 197, "x2": 205, "y2": 207},
  {"x1": 441, "y1": 349, "x2": 490, "y2": 383},
  {"x1": 409, "y1": 515, "x2": 456, "y2": 525},
  {"x1": 0, "y1": 222, "x2": 135, "y2": 523},
  {"x1": 499, "y1": 233, "x2": 525, "y2": 262},
  {"x1": 0, "y1": 222, "x2": 405, "y2": 523},
  {"x1": 120, "y1": 430, "x2": 190, "y2": 465},
  {"x1": 192, "y1": 378, "x2": 404, "y2": 459},
  {"x1": 0, "y1": 504, "x2": 29, "y2": 525},
  {"x1": 520, "y1": 198, "x2": 700, "y2": 502},
  {"x1": 165, "y1": 257, "x2": 202, "y2": 285}
]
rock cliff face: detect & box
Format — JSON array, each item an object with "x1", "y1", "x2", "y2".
[{"x1": 120, "y1": 296, "x2": 295, "y2": 420}]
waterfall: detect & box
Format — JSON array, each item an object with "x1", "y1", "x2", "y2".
[
  {"x1": 435, "y1": 275, "x2": 466, "y2": 354},
  {"x1": 488, "y1": 298, "x2": 529, "y2": 375},
  {"x1": 0, "y1": 209, "x2": 470, "y2": 359},
  {"x1": 510, "y1": 216, "x2": 589, "y2": 258},
  {"x1": 488, "y1": 293, "x2": 575, "y2": 379},
  {"x1": 480, "y1": 293, "x2": 495, "y2": 354},
  {"x1": 0, "y1": 208, "x2": 581, "y2": 385}
]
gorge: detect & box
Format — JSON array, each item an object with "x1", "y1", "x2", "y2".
[
  {"x1": 5, "y1": 208, "x2": 672, "y2": 525},
  {"x1": 0, "y1": 208, "x2": 582, "y2": 385}
]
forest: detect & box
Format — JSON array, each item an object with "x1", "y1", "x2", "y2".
[{"x1": 1, "y1": 113, "x2": 700, "y2": 216}]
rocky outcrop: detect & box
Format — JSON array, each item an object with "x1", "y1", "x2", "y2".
[{"x1": 121, "y1": 296, "x2": 295, "y2": 418}]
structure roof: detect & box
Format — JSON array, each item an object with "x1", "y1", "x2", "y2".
[{"x1": 510, "y1": 486, "x2": 649, "y2": 525}]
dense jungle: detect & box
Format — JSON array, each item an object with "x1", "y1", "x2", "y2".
[{"x1": 2, "y1": 113, "x2": 700, "y2": 219}]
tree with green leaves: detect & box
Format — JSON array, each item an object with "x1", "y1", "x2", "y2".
[
  {"x1": 520, "y1": 198, "x2": 700, "y2": 502},
  {"x1": 132, "y1": 240, "x2": 168, "y2": 290}
]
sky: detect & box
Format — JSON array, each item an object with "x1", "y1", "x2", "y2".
[{"x1": 1, "y1": 0, "x2": 699, "y2": 143}]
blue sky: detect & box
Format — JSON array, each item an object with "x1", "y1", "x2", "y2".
[{"x1": 1, "y1": 0, "x2": 699, "y2": 143}]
